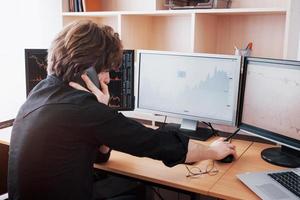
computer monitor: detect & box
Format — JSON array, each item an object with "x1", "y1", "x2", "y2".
[
  {"x1": 136, "y1": 50, "x2": 242, "y2": 136},
  {"x1": 238, "y1": 57, "x2": 300, "y2": 168},
  {"x1": 109, "y1": 50, "x2": 135, "y2": 111},
  {"x1": 24, "y1": 49, "x2": 135, "y2": 111},
  {"x1": 25, "y1": 49, "x2": 48, "y2": 96}
]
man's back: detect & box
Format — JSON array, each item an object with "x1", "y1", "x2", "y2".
[
  {"x1": 8, "y1": 75, "x2": 112, "y2": 200},
  {"x1": 8, "y1": 75, "x2": 190, "y2": 200}
]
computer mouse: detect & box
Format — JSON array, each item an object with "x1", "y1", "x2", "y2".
[{"x1": 218, "y1": 154, "x2": 234, "y2": 163}]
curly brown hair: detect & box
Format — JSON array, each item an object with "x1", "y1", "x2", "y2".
[{"x1": 47, "y1": 20, "x2": 123, "y2": 82}]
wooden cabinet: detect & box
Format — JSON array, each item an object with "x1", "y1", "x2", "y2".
[{"x1": 62, "y1": 0, "x2": 300, "y2": 59}]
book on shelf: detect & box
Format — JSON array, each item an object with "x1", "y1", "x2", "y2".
[
  {"x1": 69, "y1": 0, "x2": 85, "y2": 12},
  {"x1": 78, "y1": 0, "x2": 84, "y2": 12},
  {"x1": 69, "y1": 0, "x2": 74, "y2": 12}
]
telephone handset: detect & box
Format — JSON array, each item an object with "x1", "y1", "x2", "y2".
[{"x1": 76, "y1": 67, "x2": 100, "y2": 89}]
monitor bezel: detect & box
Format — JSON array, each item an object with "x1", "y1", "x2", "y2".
[
  {"x1": 24, "y1": 48, "x2": 135, "y2": 111},
  {"x1": 135, "y1": 50, "x2": 242, "y2": 126},
  {"x1": 238, "y1": 56, "x2": 300, "y2": 151}
]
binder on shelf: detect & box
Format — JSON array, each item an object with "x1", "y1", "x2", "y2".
[
  {"x1": 82, "y1": 0, "x2": 101, "y2": 12},
  {"x1": 69, "y1": 0, "x2": 74, "y2": 12},
  {"x1": 68, "y1": 0, "x2": 84, "y2": 12},
  {"x1": 78, "y1": 0, "x2": 83, "y2": 12},
  {"x1": 74, "y1": 0, "x2": 78, "y2": 12}
]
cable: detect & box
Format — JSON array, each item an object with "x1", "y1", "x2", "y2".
[
  {"x1": 201, "y1": 121, "x2": 219, "y2": 136},
  {"x1": 161, "y1": 115, "x2": 167, "y2": 129},
  {"x1": 208, "y1": 122, "x2": 218, "y2": 136}
]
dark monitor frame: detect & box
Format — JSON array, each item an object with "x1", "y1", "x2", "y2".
[
  {"x1": 109, "y1": 49, "x2": 135, "y2": 111},
  {"x1": 24, "y1": 48, "x2": 135, "y2": 111},
  {"x1": 238, "y1": 56, "x2": 300, "y2": 167}
]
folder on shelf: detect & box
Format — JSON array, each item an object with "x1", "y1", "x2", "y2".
[{"x1": 82, "y1": 0, "x2": 102, "y2": 12}]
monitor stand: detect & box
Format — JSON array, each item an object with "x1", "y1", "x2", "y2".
[
  {"x1": 261, "y1": 145, "x2": 300, "y2": 168},
  {"x1": 161, "y1": 119, "x2": 214, "y2": 141}
]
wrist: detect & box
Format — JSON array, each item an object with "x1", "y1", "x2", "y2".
[
  {"x1": 206, "y1": 146, "x2": 217, "y2": 160},
  {"x1": 186, "y1": 140, "x2": 216, "y2": 163}
]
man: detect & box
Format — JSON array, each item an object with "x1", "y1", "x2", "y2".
[{"x1": 8, "y1": 20, "x2": 236, "y2": 200}]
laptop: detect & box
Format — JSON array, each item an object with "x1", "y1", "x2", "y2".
[{"x1": 237, "y1": 168, "x2": 300, "y2": 200}]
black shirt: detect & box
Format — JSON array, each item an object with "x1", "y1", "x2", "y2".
[{"x1": 8, "y1": 75, "x2": 189, "y2": 200}]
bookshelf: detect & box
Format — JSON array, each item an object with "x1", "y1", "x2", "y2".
[
  {"x1": 62, "y1": 0, "x2": 300, "y2": 59},
  {"x1": 61, "y1": 0, "x2": 300, "y2": 124}
]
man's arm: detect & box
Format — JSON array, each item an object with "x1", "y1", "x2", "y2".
[
  {"x1": 185, "y1": 138, "x2": 237, "y2": 163},
  {"x1": 70, "y1": 75, "x2": 237, "y2": 166}
]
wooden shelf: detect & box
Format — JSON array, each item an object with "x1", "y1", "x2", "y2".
[
  {"x1": 62, "y1": 7, "x2": 286, "y2": 17},
  {"x1": 62, "y1": 11, "x2": 120, "y2": 17},
  {"x1": 62, "y1": 0, "x2": 300, "y2": 59},
  {"x1": 194, "y1": 7, "x2": 286, "y2": 14},
  {"x1": 194, "y1": 12, "x2": 286, "y2": 57},
  {"x1": 120, "y1": 14, "x2": 194, "y2": 52}
]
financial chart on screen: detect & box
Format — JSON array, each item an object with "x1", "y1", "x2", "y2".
[
  {"x1": 137, "y1": 52, "x2": 241, "y2": 125},
  {"x1": 242, "y1": 63, "x2": 300, "y2": 141},
  {"x1": 24, "y1": 49, "x2": 134, "y2": 111}
]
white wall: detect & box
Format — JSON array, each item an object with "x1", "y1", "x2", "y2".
[
  {"x1": 298, "y1": 32, "x2": 300, "y2": 60},
  {"x1": 0, "y1": 0, "x2": 62, "y2": 122}
]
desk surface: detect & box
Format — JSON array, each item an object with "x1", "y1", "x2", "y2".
[
  {"x1": 94, "y1": 138, "x2": 252, "y2": 195},
  {"x1": 0, "y1": 127, "x2": 11, "y2": 145},
  {"x1": 209, "y1": 142, "x2": 286, "y2": 200}
]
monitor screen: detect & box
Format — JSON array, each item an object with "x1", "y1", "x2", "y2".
[
  {"x1": 24, "y1": 49, "x2": 135, "y2": 111},
  {"x1": 239, "y1": 57, "x2": 300, "y2": 167},
  {"x1": 25, "y1": 49, "x2": 48, "y2": 96},
  {"x1": 136, "y1": 50, "x2": 242, "y2": 126}
]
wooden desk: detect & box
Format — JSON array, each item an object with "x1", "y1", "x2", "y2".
[
  {"x1": 94, "y1": 138, "x2": 252, "y2": 196},
  {"x1": 209, "y1": 142, "x2": 286, "y2": 200},
  {"x1": 3, "y1": 127, "x2": 281, "y2": 199},
  {"x1": 1, "y1": 129, "x2": 253, "y2": 197}
]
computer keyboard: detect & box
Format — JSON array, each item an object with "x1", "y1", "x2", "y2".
[{"x1": 268, "y1": 171, "x2": 300, "y2": 198}]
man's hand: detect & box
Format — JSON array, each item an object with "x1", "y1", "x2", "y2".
[
  {"x1": 208, "y1": 138, "x2": 237, "y2": 160},
  {"x1": 185, "y1": 138, "x2": 237, "y2": 163},
  {"x1": 69, "y1": 74, "x2": 110, "y2": 105}
]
